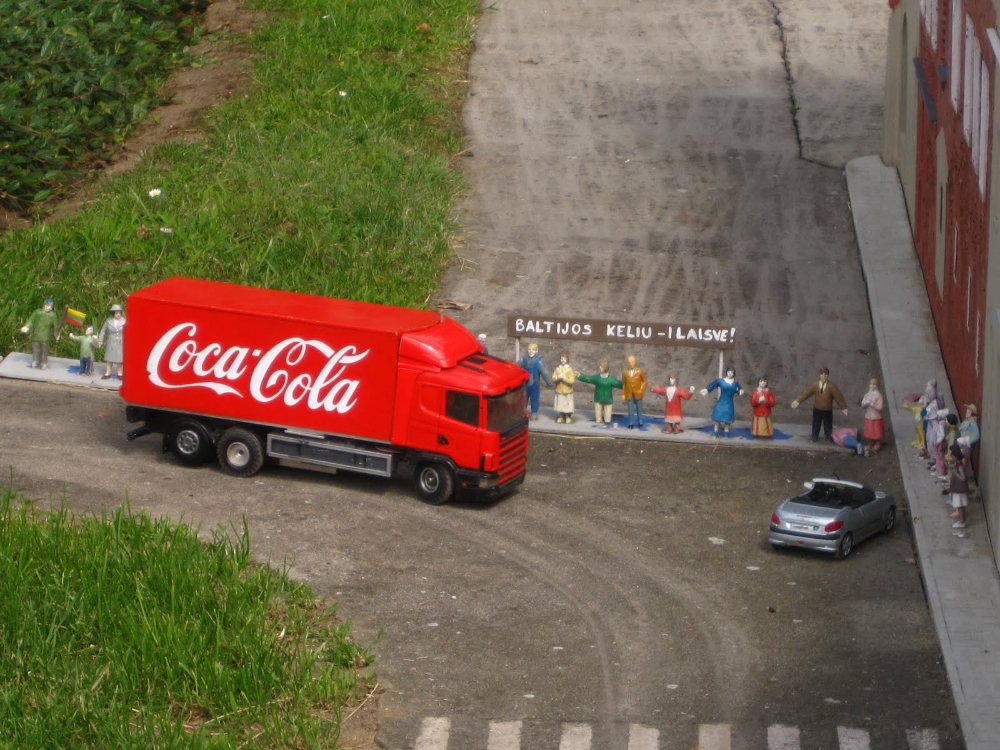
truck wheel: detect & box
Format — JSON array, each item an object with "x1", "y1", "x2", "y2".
[
  {"x1": 414, "y1": 463, "x2": 455, "y2": 505},
  {"x1": 169, "y1": 419, "x2": 213, "y2": 466},
  {"x1": 217, "y1": 428, "x2": 264, "y2": 478}
]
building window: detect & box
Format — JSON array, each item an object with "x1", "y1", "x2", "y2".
[
  {"x1": 967, "y1": 267, "x2": 973, "y2": 329},
  {"x1": 975, "y1": 310, "x2": 981, "y2": 375},
  {"x1": 923, "y1": 0, "x2": 939, "y2": 48},
  {"x1": 951, "y1": 0, "x2": 963, "y2": 110},
  {"x1": 979, "y1": 61, "x2": 990, "y2": 195},
  {"x1": 953, "y1": 224, "x2": 959, "y2": 282},
  {"x1": 965, "y1": 16, "x2": 975, "y2": 140}
]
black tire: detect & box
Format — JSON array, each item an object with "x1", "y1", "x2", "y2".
[
  {"x1": 770, "y1": 542, "x2": 785, "y2": 552},
  {"x1": 217, "y1": 427, "x2": 264, "y2": 478},
  {"x1": 885, "y1": 505, "x2": 897, "y2": 533},
  {"x1": 414, "y1": 462, "x2": 455, "y2": 505},
  {"x1": 835, "y1": 532, "x2": 854, "y2": 559},
  {"x1": 169, "y1": 419, "x2": 213, "y2": 466}
]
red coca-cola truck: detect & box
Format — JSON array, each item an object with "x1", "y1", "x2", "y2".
[{"x1": 121, "y1": 277, "x2": 530, "y2": 504}]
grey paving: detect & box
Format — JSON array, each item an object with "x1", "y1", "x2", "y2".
[
  {"x1": 0, "y1": 351, "x2": 120, "y2": 392},
  {"x1": 847, "y1": 154, "x2": 1000, "y2": 750}
]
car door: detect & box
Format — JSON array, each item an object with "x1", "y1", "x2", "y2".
[{"x1": 854, "y1": 487, "x2": 881, "y2": 539}]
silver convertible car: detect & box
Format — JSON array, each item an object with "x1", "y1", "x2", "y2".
[{"x1": 769, "y1": 478, "x2": 896, "y2": 559}]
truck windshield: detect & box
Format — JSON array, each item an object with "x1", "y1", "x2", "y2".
[{"x1": 486, "y1": 387, "x2": 527, "y2": 434}]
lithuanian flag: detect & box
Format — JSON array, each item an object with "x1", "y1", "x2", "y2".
[{"x1": 64, "y1": 308, "x2": 87, "y2": 326}]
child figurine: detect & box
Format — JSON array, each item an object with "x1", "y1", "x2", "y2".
[
  {"x1": 578, "y1": 359, "x2": 622, "y2": 427},
  {"x1": 651, "y1": 372, "x2": 695, "y2": 433},
  {"x1": 69, "y1": 324, "x2": 98, "y2": 376},
  {"x1": 551, "y1": 351, "x2": 579, "y2": 424},
  {"x1": 927, "y1": 408, "x2": 950, "y2": 480},
  {"x1": 749, "y1": 376, "x2": 776, "y2": 438},
  {"x1": 860, "y1": 377, "x2": 885, "y2": 453},
  {"x1": 959, "y1": 404, "x2": 980, "y2": 446},
  {"x1": 700, "y1": 365, "x2": 744, "y2": 438},
  {"x1": 949, "y1": 437, "x2": 972, "y2": 529},
  {"x1": 98, "y1": 303, "x2": 126, "y2": 380}
]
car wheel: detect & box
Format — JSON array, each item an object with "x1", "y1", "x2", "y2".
[
  {"x1": 884, "y1": 505, "x2": 897, "y2": 533},
  {"x1": 217, "y1": 427, "x2": 265, "y2": 478},
  {"x1": 835, "y1": 532, "x2": 854, "y2": 559},
  {"x1": 414, "y1": 462, "x2": 455, "y2": 505},
  {"x1": 770, "y1": 542, "x2": 785, "y2": 552},
  {"x1": 169, "y1": 419, "x2": 213, "y2": 466}
]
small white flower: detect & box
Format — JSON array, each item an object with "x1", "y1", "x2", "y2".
[
  {"x1": 159, "y1": 227, "x2": 173, "y2": 234},
  {"x1": 148, "y1": 188, "x2": 162, "y2": 198},
  {"x1": 322, "y1": 14, "x2": 330, "y2": 19},
  {"x1": 339, "y1": 91, "x2": 347, "y2": 97}
]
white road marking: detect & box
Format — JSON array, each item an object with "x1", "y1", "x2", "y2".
[
  {"x1": 486, "y1": 720, "x2": 521, "y2": 750},
  {"x1": 414, "y1": 716, "x2": 450, "y2": 750},
  {"x1": 906, "y1": 728, "x2": 940, "y2": 750},
  {"x1": 627, "y1": 723, "x2": 659, "y2": 750},
  {"x1": 768, "y1": 724, "x2": 801, "y2": 750},
  {"x1": 837, "y1": 726, "x2": 871, "y2": 750},
  {"x1": 559, "y1": 722, "x2": 593, "y2": 750},
  {"x1": 699, "y1": 723, "x2": 732, "y2": 750}
]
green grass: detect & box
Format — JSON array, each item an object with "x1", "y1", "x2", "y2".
[
  {"x1": 1, "y1": 0, "x2": 480, "y2": 357},
  {"x1": 0, "y1": 489, "x2": 375, "y2": 749}
]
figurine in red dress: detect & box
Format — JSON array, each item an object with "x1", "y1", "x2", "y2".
[
  {"x1": 650, "y1": 372, "x2": 695, "y2": 433},
  {"x1": 750, "y1": 376, "x2": 776, "y2": 438}
]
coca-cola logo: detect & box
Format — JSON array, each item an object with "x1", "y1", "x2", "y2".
[{"x1": 146, "y1": 323, "x2": 370, "y2": 413}]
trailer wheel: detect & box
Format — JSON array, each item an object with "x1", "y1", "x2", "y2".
[
  {"x1": 169, "y1": 419, "x2": 213, "y2": 466},
  {"x1": 414, "y1": 462, "x2": 455, "y2": 505},
  {"x1": 217, "y1": 427, "x2": 264, "y2": 478}
]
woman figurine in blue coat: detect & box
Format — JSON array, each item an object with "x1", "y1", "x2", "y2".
[{"x1": 700, "y1": 365, "x2": 744, "y2": 438}]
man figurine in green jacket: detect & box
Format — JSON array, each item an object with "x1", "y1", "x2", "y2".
[
  {"x1": 20, "y1": 297, "x2": 61, "y2": 370},
  {"x1": 578, "y1": 359, "x2": 623, "y2": 427}
]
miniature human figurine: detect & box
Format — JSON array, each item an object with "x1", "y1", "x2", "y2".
[
  {"x1": 960, "y1": 404, "x2": 980, "y2": 446},
  {"x1": 901, "y1": 394, "x2": 926, "y2": 449},
  {"x1": 98, "y1": 303, "x2": 126, "y2": 380},
  {"x1": 749, "y1": 376, "x2": 776, "y2": 438},
  {"x1": 700, "y1": 365, "x2": 744, "y2": 438},
  {"x1": 20, "y1": 297, "x2": 61, "y2": 370},
  {"x1": 927, "y1": 408, "x2": 950, "y2": 480},
  {"x1": 620, "y1": 355, "x2": 648, "y2": 429},
  {"x1": 949, "y1": 437, "x2": 972, "y2": 529},
  {"x1": 551, "y1": 351, "x2": 579, "y2": 424},
  {"x1": 790, "y1": 366, "x2": 848, "y2": 442},
  {"x1": 860, "y1": 377, "x2": 885, "y2": 453},
  {"x1": 69, "y1": 324, "x2": 98, "y2": 376},
  {"x1": 477, "y1": 333, "x2": 488, "y2": 354},
  {"x1": 519, "y1": 342, "x2": 553, "y2": 420},
  {"x1": 651, "y1": 372, "x2": 695, "y2": 433},
  {"x1": 917, "y1": 379, "x2": 945, "y2": 458},
  {"x1": 578, "y1": 359, "x2": 622, "y2": 426}
]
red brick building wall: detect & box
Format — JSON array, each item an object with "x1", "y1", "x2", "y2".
[{"x1": 913, "y1": 0, "x2": 993, "y2": 412}]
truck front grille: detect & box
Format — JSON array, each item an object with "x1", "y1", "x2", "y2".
[{"x1": 498, "y1": 427, "x2": 529, "y2": 484}]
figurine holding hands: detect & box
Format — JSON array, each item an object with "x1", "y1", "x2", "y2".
[
  {"x1": 700, "y1": 365, "x2": 743, "y2": 438},
  {"x1": 749, "y1": 376, "x2": 776, "y2": 438},
  {"x1": 790, "y1": 366, "x2": 847, "y2": 442},
  {"x1": 578, "y1": 359, "x2": 622, "y2": 427},
  {"x1": 651, "y1": 372, "x2": 695, "y2": 433},
  {"x1": 551, "y1": 350, "x2": 580, "y2": 424}
]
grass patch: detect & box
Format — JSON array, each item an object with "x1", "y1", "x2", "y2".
[
  {"x1": 1, "y1": 0, "x2": 480, "y2": 356},
  {"x1": 0, "y1": 489, "x2": 375, "y2": 748}
]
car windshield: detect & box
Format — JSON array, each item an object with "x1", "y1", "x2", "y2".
[
  {"x1": 805, "y1": 483, "x2": 871, "y2": 508},
  {"x1": 486, "y1": 386, "x2": 527, "y2": 434}
]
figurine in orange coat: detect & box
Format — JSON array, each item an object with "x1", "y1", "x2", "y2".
[
  {"x1": 750, "y1": 376, "x2": 777, "y2": 438},
  {"x1": 650, "y1": 373, "x2": 695, "y2": 433}
]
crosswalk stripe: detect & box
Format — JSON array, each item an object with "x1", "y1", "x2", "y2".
[
  {"x1": 837, "y1": 727, "x2": 871, "y2": 750},
  {"x1": 768, "y1": 724, "x2": 801, "y2": 750},
  {"x1": 559, "y1": 722, "x2": 592, "y2": 749},
  {"x1": 414, "y1": 716, "x2": 450, "y2": 750},
  {"x1": 699, "y1": 723, "x2": 732, "y2": 750},
  {"x1": 627, "y1": 723, "x2": 659, "y2": 750},
  {"x1": 906, "y1": 728, "x2": 940, "y2": 750},
  {"x1": 487, "y1": 720, "x2": 521, "y2": 750}
]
